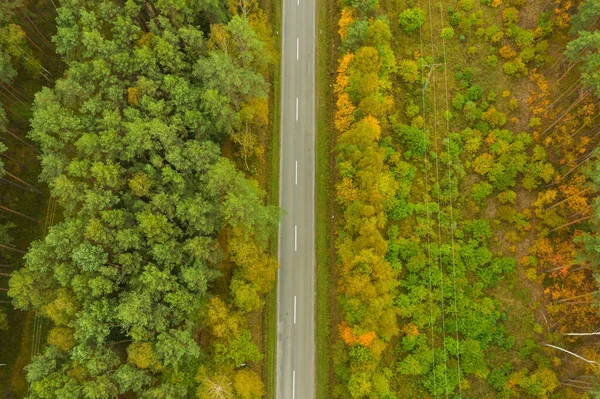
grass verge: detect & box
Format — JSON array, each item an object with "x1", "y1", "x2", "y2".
[
  {"x1": 263, "y1": 0, "x2": 282, "y2": 396},
  {"x1": 315, "y1": 0, "x2": 336, "y2": 397}
]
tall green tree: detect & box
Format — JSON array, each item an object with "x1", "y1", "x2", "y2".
[{"x1": 9, "y1": 0, "x2": 278, "y2": 396}]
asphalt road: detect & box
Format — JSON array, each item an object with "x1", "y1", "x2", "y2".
[{"x1": 275, "y1": 0, "x2": 316, "y2": 397}]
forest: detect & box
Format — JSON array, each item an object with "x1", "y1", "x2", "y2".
[
  {"x1": 323, "y1": 0, "x2": 600, "y2": 397},
  {"x1": 0, "y1": 0, "x2": 279, "y2": 398},
  {"x1": 3, "y1": 0, "x2": 600, "y2": 398}
]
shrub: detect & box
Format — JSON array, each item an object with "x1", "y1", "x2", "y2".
[
  {"x1": 398, "y1": 59, "x2": 420, "y2": 83},
  {"x1": 528, "y1": 117, "x2": 541, "y2": 128},
  {"x1": 399, "y1": 8, "x2": 425, "y2": 35},
  {"x1": 482, "y1": 107, "x2": 507, "y2": 127},
  {"x1": 449, "y1": 12, "x2": 460, "y2": 26},
  {"x1": 463, "y1": 101, "x2": 482, "y2": 122},
  {"x1": 514, "y1": 27, "x2": 535, "y2": 49},
  {"x1": 486, "y1": 54, "x2": 499, "y2": 67},
  {"x1": 497, "y1": 190, "x2": 516, "y2": 204},
  {"x1": 394, "y1": 123, "x2": 429, "y2": 158},
  {"x1": 507, "y1": 0, "x2": 526, "y2": 7},
  {"x1": 472, "y1": 181, "x2": 493, "y2": 203},
  {"x1": 441, "y1": 27, "x2": 455, "y2": 39},
  {"x1": 465, "y1": 84, "x2": 483, "y2": 101},
  {"x1": 452, "y1": 93, "x2": 466, "y2": 110},
  {"x1": 499, "y1": 45, "x2": 517, "y2": 59},
  {"x1": 502, "y1": 7, "x2": 519, "y2": 24},
  {"x1": 349, "y1": 0, "x2": 379, "y2": 16},
  {"x1": 502, "y1": 58, "x2": 528, "y2": 76},
  {"x1": 459, "y1": 0, "x2": 474, "y2": 11},
  {"x1": 477, "y1": 257, "x2": 516, "y2": 287}
]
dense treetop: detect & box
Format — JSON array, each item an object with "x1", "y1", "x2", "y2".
[{"x1": 8, "y1": 0, "x2": 278, "y2": 397}]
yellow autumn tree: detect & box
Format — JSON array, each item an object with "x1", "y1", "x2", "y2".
[{"x1": 338, "y1": 8, "x2": 356, "y2": 40}]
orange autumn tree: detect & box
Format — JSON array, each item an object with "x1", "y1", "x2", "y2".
[{"x1": 339, "y1": 321, "x2": 377, "y2": 347}]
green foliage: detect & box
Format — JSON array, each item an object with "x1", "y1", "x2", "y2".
[
  {"x1": 566, "y1": 30, "x2": 600, "y2": 95},
  {"x1": 472, "y1": 181, "x2": 493, "y2": 203},
  {"x1": 393, "y1": 123, "x2": 429, "y2": 158},
  {"x1": 347, "y1": 0, "x2": 379, "y2": 16},
  {"x1": 503, "y1": 58, "x2": 528, "y2": 77},
  {"x1": 441, "y1": 27, "x2": 455, "y2": 40},
  {"x1": 214, "y1": 330, "x2": 262, "y2": 367},
  {"x1": 486, "y1": 54, "x2": 499, "y2": 67},
  {"x1": 571, "y1": 0, "x2": 600, "y2": 33},
  {"x1": 341, "y1": 20, "x2": 369, "y2": 53},
  {"x1": 9, "y1": 0, "x2": 278, "y2": 395},
  {"x1": 398, "y1": 59, "x2": 420, "y2": 84},
  {"x1": 399, "y1": 8, "x2": 425, "y2": 35}
]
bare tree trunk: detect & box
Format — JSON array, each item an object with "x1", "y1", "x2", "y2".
[
  {"x1": 557, "y1": 153, "x2": 595, "y2": 183},
  {"x1": 547, "y1": 79, "x2": 582, "y2": 111},
  {"x1": 545, "y1": 344, "x2": 600, "y2": 368},
  {"x1": 545, "y1": 187, "x2": 592, "y2": 211},
  {"x1": 1, "y1": 177, "x2": 33, "y2": 192},
  {"x1": 564, "y1": 331, "x2": 600, "y2": 336},
  {"x1": 555, "y1": 115, "x2": 600, "y2": 151},
  {"x1": 549, "y1": 215, "x2": 594, "y2": 233},
  {"x1": 2, "y1": 104, "x2": 29, "y2": 124},
  {"x1": 37, "y1": 0, "x2": 59, "y2": 18},
  {"x1": 3, "y1": 171, "x2": 40, "y2": 193},
  {"x1": 0, "y1": 244, "x2": 25, "y2": 254},
  {"x1": 540, "y1": 88, "x2": 593, "y2": 138},
  {"x1": 0, "y1": 205, "x2": 39, "y2": 223},
  {"x1": 3, "y1": 129, "x2": 41, "y2": 154},
  {"x1": 561, "y1": 382, "x2": 593, "y2": 390},
  {"x1": 0, "y1": 152, "x2": 30, "y2": 170},
  {"x1": 560, "y1": 300, "x2": 595, "y2": 305},
  {"x1": 26, "y1": 0, "x2": 55, "y2": 27},
  {"x1": 0, "y1": 85, "x2": 30, "y2": 109},
  {"x1": 553, "y1": 290, "x2": 599, "y2": 304},
  {"x1": 543, "y1": 263, "x2": 576, "y2": 273},
  {"x1": 0, "y1": 273, "x2": 11, "y2": 277},
  {"x1": 17, "y1": 8, "x2": 54, "y2": 51}
]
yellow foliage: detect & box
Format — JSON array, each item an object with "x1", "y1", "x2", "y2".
[
  {"x1": 358, "y1": 73, "x2": 380, "y2": 96},
  {"x1": 129, "y1": 172, "x2": 152, "y2": 197},
  {"x1": 234, "y1": 369, "x2": 265, "y2": 399},
  {"x1": 338, "y1": 53, "x2": 355, "y2": 76},
  {"x1": 336, "y1": 177, "x2": 359, "y2": 205},
  {"x1": 361, "y1": 115, "x2": 382, "y2": 140},
  {"x1": 136, "y1": 32, "x2": 154, "y2": 47},
  {"x1": 47, "y1": 327, "x2": 76, "y2": 352},
  {"x1": 338, "y1": 8, "x2": 356, "y2": 40},
  {"x1": 240, "y1": 97, "x2": 269, "y2": 126},
  {"x1": 127, "y1": 342, "x2": 162, "y2": 371},
  {"x1": 335, "y1": 92, "x2": 356, "y2": 132},
  {"x1": 354, "y1": 47, "x2": 381, "y2": 75},
  {"x1": 228, "y1": 230, "x2": 278, "y2": 293},
  {"x1": 127, "y1": 87, "x2": 141, "y2": 106},
  {"x1": 206, "y1": 297, "x2": 242, "y2": 338},
  {"x1": 472, "y1": 153, "x2": 494, "y2": 175}
]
